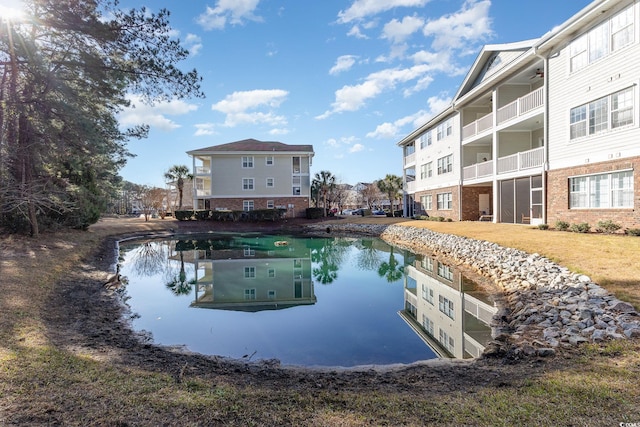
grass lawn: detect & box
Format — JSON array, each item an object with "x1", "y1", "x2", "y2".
[{"x1": 1, "y1": 216, "x2": 639, "y2": 426}]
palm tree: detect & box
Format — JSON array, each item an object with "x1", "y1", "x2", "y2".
[
  {"x1": 377, "y1": 174, "x2": 403, "y2": 217},
  {"x1": 312, "y1": 170, "x2": 336, "y2": 217},
  {"x1": 164, "y1": 165, "x2": 194, "y2": 210}
]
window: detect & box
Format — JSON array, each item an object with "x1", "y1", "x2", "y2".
[
  {"x1": 437, "y1": 155, "x2": 453, "y2": 174},
  {"x1": 266, "y1": 156, "x2": 274, "y2": 166},
  {"x1": 243, "y1": 200, "x2": 254, "y2": 211},
  {"x1": 293, "y1": 187, "x2": 301, "y2": 195},
  {"x1": 267, "y1": 290, "x2": 276, "y2": 298},
  {"x1": 437, "y1": 192, "x2": 452, "y2": 210},
  {"x1": 242, "y1": 178, "x2": 254, "y2": 190},
  {"x1": 266, "y1": 178, "x2": 274, "y2": 188},
  {"x1": 267, "y1": 200, "x2": 275, "y2": 209},
  {"x1": 570, "y1": 87, "x2": 634, "y2": 139},
  {"x1": 439, "y1": 329, "x2": 455, "y2": 352},
  {"x1": 612, "y1": 87, "x2": 634, "y2": 128},
  {"x1": 421, "y1": 194, "x2": 432, "y2": 211},
  {"x1": 436, "y1": 119, "x2": 452, "y2": 141},
  {"x1": 421, "y1": 284, "x2": 434, "y2": 305},
  {"x1": 292, "y1": 156, "x2": 301, "y2": 173},
  {"x1": 422, "y1": 315, "x2": 434, "y2": 335},
  {"x1": 569, "y1": 4, "x2": 635, "y2": 72},
  {"x1": 420, "y1": 162, "x2": 432, "y2": 179},
  {"x1": 244, "y1": 267, "x2": 255, "y2": 278},
  {"x1": 268, "y1": 269, "x2": 276, "y2": 278},
  {"x1": 439, "y1": 295, "x2": 455, "y2": 319},
  {"x1": 419, "y1": 131, "x2": 432, "y2": 149},
  {"x1": 244, "y1": 288, "x2": 256, "y2": 300},
  {"x1": 570, "y1": 170, "x2": 633, "y2": 208},
  {"x1": 437, "y1": 262, "x2": 454, "y2": 281},
  {"x1": 242, "y1": 156, "x2": 254, "y2": 168},
  {"x1": 243, "y1": 246, "x2": 255, "y2": 257},
  {"x1": 420, "y1": 164, "x2": 427, "y2": 179},
  {"x1": 421, "y1": 256, "x2": 433, "y2": 272}
]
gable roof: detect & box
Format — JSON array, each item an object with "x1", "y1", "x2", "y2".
[{"x1": 187, "y1": 138, "x2": 314, "y2": 155}]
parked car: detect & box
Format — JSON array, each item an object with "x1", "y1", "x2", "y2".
[
  {"x1": 341, "y1": 209, "x2": 355, "y2": 215},
  {"x1": 352, "y1": 208, "x2": 365, "y2": 216},
  {"x1": 372, "y1": 210, "x2": 386, "y2": 216}
]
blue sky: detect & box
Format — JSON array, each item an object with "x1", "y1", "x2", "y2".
[{"x1": 6, "y1": 0, "x2": 594, "y2": 187}]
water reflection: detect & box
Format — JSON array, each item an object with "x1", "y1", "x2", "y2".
[
  {"x1": 401, "y1": 254, "x2": 498, "y2": 359},
  {"x1": 118, "y1": 234, "x2": 496, "y2": 365}
]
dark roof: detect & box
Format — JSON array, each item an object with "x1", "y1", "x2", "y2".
[{"x1": 187, "y1": 138, "x2": 314, "y2": 155}]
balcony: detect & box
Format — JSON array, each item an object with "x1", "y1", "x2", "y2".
[
  {"x1": 403, "y1": 152, "x2": 416, "y2": 166},
  {"x1": 496, "y1": 146, "x2": 544, "y2": 174},
  {"x1": 195, "y1": 189, "x2": 212, "y2": 197},
  {"x1": 195, "y1": 166, "x2": 211, "y2": 175},
  {"x1": 496, "y1": 87, "x2": 543, "y2": 125},
  {"x1": 462, "y1": 160, "x2": 493, "y2": 180},
  {"x1": 462, "y1": 113, "x2": 492, "y2": 140}
]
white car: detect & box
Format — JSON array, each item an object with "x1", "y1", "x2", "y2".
[{"x1": 340, "y1": 209, "x2": 355, "y2": 215}]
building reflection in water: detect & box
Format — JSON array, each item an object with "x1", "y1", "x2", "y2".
[
  {"x1": 170, "y1": 235, "x2": 316, "y2": 312},
  {"x1": 400, "y1": 253, "x2": 498, "y2": 359}
]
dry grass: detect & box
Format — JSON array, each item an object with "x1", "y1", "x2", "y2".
[
  {"x1": 1, "y1": 216, "x2": 639, "y2": 426},
  {"x1": 339, "y1": 216, "x2": 640, "y2": 308}
]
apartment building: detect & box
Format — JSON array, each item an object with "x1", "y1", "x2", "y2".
[
  {"x1": 187, "y1": 139, "x2": 314, "y2": 218},
  {"x1": 399, "y1": 0, "x2": 640, "y2": 229}
]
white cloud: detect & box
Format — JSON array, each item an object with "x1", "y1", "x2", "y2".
[
  {"x1": 211, "y1": 89, "x2": 289, "y2": 127},
  {"x1": 347, "y1": 25, "x2": 368, "y2": 39},
  {"x1": 268, "y1": 127, "x2": 290, "y2": 135},
  {"x1": 338, "y1": 0, "x2": 431, "y2": 24},
  {"x1": 349, "y1": 143, "x2": 365, "y2": 153},
  {"x1": 366, "y1": 94, "x2": 452, "y2": 139},
  {"x1": 197, "y1": 0, "x2": 263, "y2": 30},
  {"x1": 423, "y1": 0, "x2": 493, "y2": 51},
  {"x1": 329, "y1": 55, "x2": 358, "y2": 75},
  {"x1": 194, "y1": 123, "x2": 216, "y2": 136},
  {"x1": 316, "y1": 65, "x2": 430, "y2": 119},
  {"x1": 184, "y1": 33, "x2": 203, "y2": 56},
  {"x1": 119, "y1": 95, "x2": 198, "y2": 131},
  {"x1": 382, "y1": 15, "x2": 424, "y2": 44}
]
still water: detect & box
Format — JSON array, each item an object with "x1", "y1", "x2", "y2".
[{"x1": 117, "y1": 233, "x2": 497, "y2": 367}]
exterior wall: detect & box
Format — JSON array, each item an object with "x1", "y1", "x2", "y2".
[
  {"x1": 547, "y1": 0, "x2": 640, "y2": 171},
  {"x1": 414, "y1": 184, "x2": 460, "y2": 220},
  {"x1": 546, "y1": 156, "x2": 640, "y2": 229},
  {"x1": 460, "y1": 186, "x2": 493, "y2": 221},
  {"x1": 207, "y1": 196, "x2": 310, "y2": 218}
]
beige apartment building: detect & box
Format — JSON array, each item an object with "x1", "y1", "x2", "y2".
[{"x1": 187, "y1": 139, "x2": 314, "y2": 218}]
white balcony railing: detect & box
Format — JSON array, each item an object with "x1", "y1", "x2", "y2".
[
  {"x1": 195, "y1": 166, "x2": 211, "y2": 174},
  {"x1": 496, "y1": 87, "x2": 544, "y2": 125},
  {"x1": 496, "y1": 146, "x2": 544, "y2": 174},
  {"x1": 403, "y1": 152, "x2": 416, "y2": 166},
  {"x1": 462, "y1": 112, "x2": 492, "y2": 140},
  {"x1": 195, "y1": 189, "x2": 212, "y2": 197},
  {"x1": 462, "y1": 160, "x2": 493, "y2": 180}
]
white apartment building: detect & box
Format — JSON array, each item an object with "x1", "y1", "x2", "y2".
[
  {"x1": 399, "y1": 0, "x2": 639, "y2": 229},
  {"x1": 187, "y1": 139, "x2": 314, "y2": 218}
]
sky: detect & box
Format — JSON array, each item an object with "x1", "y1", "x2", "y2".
[{"x1": 4, "y1": 0, "x2": 595, "y2": 188}]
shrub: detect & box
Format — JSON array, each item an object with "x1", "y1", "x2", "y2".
[
  {"x1": 596, "y1": 219, "x2": 622, "y2": 234},
  {"x1": 174, "y1": 210, "x2": 194, "y2": 221},
  {"x1": 570, "y1": 222, "x2": 591, "y2": 233},
  {"x1": 194, "y1": 210, "x2": 211, "y2": 221},
  {"x1": 625, "y1": 228, "x2": 640, "y2": 236},
  {"x1": 306, "y1": 208, "x2": 325, "y2": 219},
  {"x1": 538, "y1": 224, "x2": 549, "y2": 230},
  {"x1": 555, "y1": 220, "x2": 569, "y2": 231}
]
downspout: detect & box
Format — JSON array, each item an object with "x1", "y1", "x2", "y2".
[
  {"x1": 452, "y1": 103, "x2": 463, "y2": 221},
  {"x1": 534, "y1": 46, "x2": 550, "y2": 226}
]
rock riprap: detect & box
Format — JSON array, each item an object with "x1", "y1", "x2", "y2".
[{"x1": 307, "y1": 222, "x2": 640, "y2": 356}]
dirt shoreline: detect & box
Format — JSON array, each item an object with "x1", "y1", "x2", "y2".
[{"x1": 42, "y1": 216, "x2": 571, "y2": 395}]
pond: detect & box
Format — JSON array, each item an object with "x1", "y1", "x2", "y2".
[{"x1": 116, "y1": 233, "x2": 497, "y2": 367}]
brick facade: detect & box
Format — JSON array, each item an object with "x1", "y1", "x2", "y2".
[
  {"x1": 547, "y1": 156, "x2": 640, "y2": 230},
  {"x1": 205, "y1": 197, "x2": 310, "y2": 218},
  {"x1": 460, "y1": 186, "x2": 493, "y2": 221},
  {"x1": 414, "y1": 185, "x2": 461, "y2": 221}
]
